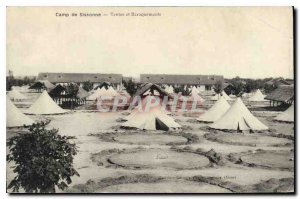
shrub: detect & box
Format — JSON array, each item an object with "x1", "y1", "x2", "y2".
[
  {"x1": 123, "y1": 79, "x2": 138, "y2": 97},
  {"x1": 7, "y1": 122, "x2": 79, "y2": 193},
  {"x1": 82, "y1": 81, "x2": 94, "y2": 92},
  {"x1": 213, "y1": 80, "x2": 223, "y2": 94},
  {"x1": 174, "y1": 85, "x2": 191, "y2": 96}
]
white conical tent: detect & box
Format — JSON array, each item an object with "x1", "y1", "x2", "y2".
[
  {"x1": 191, "y1": 86, "x2": 200, "y2": 94},
  {"x1": 12, "y1": 85, "x2": 29, "y2": 92},
  {"x1": 189, "y1": 92, "x2": 205, "y2": 102},
  {"x1": 164, "y1": 85, "x2": 170, "y2": 92},
  {"x1": 169, "y1": 85, "x2": 174, "y2": 93},
  {"x1": 87, "y1": 87, "x2": 106, "y2": 100},
  {"x1": 221, "y1": 91, "x2": 231, "y2": 100},
  {"x1": 211, "y1": 93, "x2": 221, "y2": 101},
  {"x1": 7, "y1": 97, "x2": 34, "y2": 127},
  {"x1": 178, "y1": 95, "x2": 188, "y2": 102},
  {"x1": 211, "y1": 91, "x2": 231, "y2": 101},
  {"x1": 124, "y1": 96, "x2": 170, "y2": 121},
  {"x1": 122, "y1": 96, "x2": 181, "y2": 131},
  {"x1": 25, "y1": 90, "x2": 67, "y2": 115},
  {"x1": 248, "y1": 89, "x2": 267, "y2": 101},
  {"x1": 274, "y1": 104, "x2": 294, "y2": 122},
  {"x1": 198, "y1": 96, "x2": 230, "y2": 122},
  {"x1": 119, "y1": 90, "x2": 131, "y2": 98},
  {"x1": 7, "y1": 89, "x2": 27, "y2": 101},
  {"x1": 242, "y1": 92, "x2": 252, "y2": 98},
  {"x1": 165, "y1": 85, "x2": 174, "y2": 94},
  {"x1": 107, "y1": 86, "x2": 119, "y2": 96},
  {"x1": 210, "y1": 98, "x2": 268, "y2": 131}
]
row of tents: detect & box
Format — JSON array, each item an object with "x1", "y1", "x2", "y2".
[
  {"x1": 165, "y1": 84, "x2": 267, "y2": 102},
  {"x1": 8, "y1": 84, "x2": 130, "y2": 101},
  {"x1": 9, "y1": 81, "x2": 267, "y2": 103},
  {"x1": 87, "y1": 86, "x2": 130, "y2": 100},
  {"x1": 7, "y1": 91, "x2": 67, "y2": 127},
  {"x1": 7, "y1": 83, "x2": 293, "y2": 129},
  {"x1": 197, "y1": 96, "x2": 293, "y2": 130},
  {"x1": 210, "y1": 89, "x2": 267, "y2": 102},
  {"x1": 7, "y1": 85, "x2": 130, "y2": 127},
  {"x1": 120, "y1": 94, "x2": 293, "y2": 131}
]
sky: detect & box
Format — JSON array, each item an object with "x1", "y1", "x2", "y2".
[{"x1": 7, "y1": 7, "x2": 293, "y2": 79}]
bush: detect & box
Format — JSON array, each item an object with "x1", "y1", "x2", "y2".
[
  {"x1": 7, "y1": 122, "x2": 79, "y2": 193},
  {"x1": 123, "y1": 80, "x2": 138, "y2": 96},
  {"x1": 82, "y1": 81, "x2": 94, "y2": 92},
  {"x1": 6, "y1": 74, "x2": 36, "y2": 91},
  {"x1": 213, "y1": 80, "x2": 223, "y2": 94},
  {"x1": 174, "y1": 85, "x2": 191, "y2": 96}
]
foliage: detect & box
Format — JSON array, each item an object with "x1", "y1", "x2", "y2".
[
  {"x1": 229, "y1": 76, "x2": 245, "y2": 95},
  {"x1": 6, "y1": 70, "x2": 36, "y2": 91},
  {"x1": 7, "y1": 122, "x2": 79, "y2": 193},
  {"x1": 64, "y1": 83, "x2": 80, "y2": 109},
  {"x1": 263, "y1": 81, "x2": 278, "y2": 93},
  {"x1": 65, "y1": 83, "x2": 79, "y2": 97},
  {"x1": 243, "y1": 79, "x2": 264, "y2": 93},
  {"x1": 226, "y1": 77, "x2": 281, "y2": 94},
  {"x1": 82, "y1": 81, "x2": 93, "y2": 92},
  {"x1": 174, "y1": 85, "x2": 191, "y2": 96},
  {"x1": 123, "y1": 79, "x2": 138, "y2": 96},
  {"x1": 213, "y1": 80, "x2": 223, "y2": 94}
]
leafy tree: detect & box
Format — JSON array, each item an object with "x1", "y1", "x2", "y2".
[
  {"x1": 244, "y1": 79, "x2": 264, "y2": 93},
  {"x1": 123, "y1": 79, "x2": 138, "y2": 96},
  {"x1": 7, "y1": 122, "x2": 79, "y2": 193},
  {"x1": 82, "y1": 81, "x2": 93, "y2": 92},
  {"x1": 65, "y1": 83, "x2": 79, "y2": 109},
  {"x1": 6, "y1": 70, "x2": 36, "y2": 91},
  {"x1": 213, "y1": 80, "x2": 223, "y2": 94},
  {"x1": 230, "y1": 76, "x2": 245, "y2": 95},
  {"x1": 6, "y1": 70, "x2": 14, "y2": 91},
  {"x1": 264, "y1": 81, "x2": 278, "y2": 93},
  {"x1": 174, "y1": 85, "x2": 191, "y2": 96}
]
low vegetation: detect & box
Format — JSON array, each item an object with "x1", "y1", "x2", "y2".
[{"x1": 7, "y1": 122, "x2": 79, "y2": 193}]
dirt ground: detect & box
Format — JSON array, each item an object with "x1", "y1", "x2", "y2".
[{"x1": 6, "y1": 91, "x2": 295, "y2": 193}]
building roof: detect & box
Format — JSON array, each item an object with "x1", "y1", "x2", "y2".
[
  {"x1": 37, "y1": 72, "x2": 123, "y2": 84},
  {"x1": 49, "y1": 83, "x2": 89, "y2": 99},
  {"x1": 265, "y1": 78, "x2": 292, "y2": 86},
  {"x1": 140, "y1": 74, "x2": 223, "y2": 85},
  {"x1": 265, "y1": 85, "x2": 294, "y2": 103},
  {"x1": 134, "y1": 83, "x2": 172, "y2": 98},
  {"x1": 29, "y1": 80, "x2": 55, "y2": 90},
  {"x1": 284, "y1": 79, "x2": 294, "y2": 85}
]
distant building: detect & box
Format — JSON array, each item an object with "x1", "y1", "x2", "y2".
[
  {"x1": 29, "y1": 80, "x2": 55, "y2": 92},
  {"x1": 265, "y1": 78, "x2": 293, "y2": 87},
  {"x1": 140, "y1": 74, "x2": 224, "y2": 91},
  {"x1": 37, "y1": 72, "x2": 123, "y2": 90},
  {"x1": 265, "y1": 85, "x2": 294, "y2": 106}
]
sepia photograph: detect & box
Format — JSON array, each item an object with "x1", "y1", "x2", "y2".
[{"x1": 6, "y1": 6, "x2": 294, "y2": 194}]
